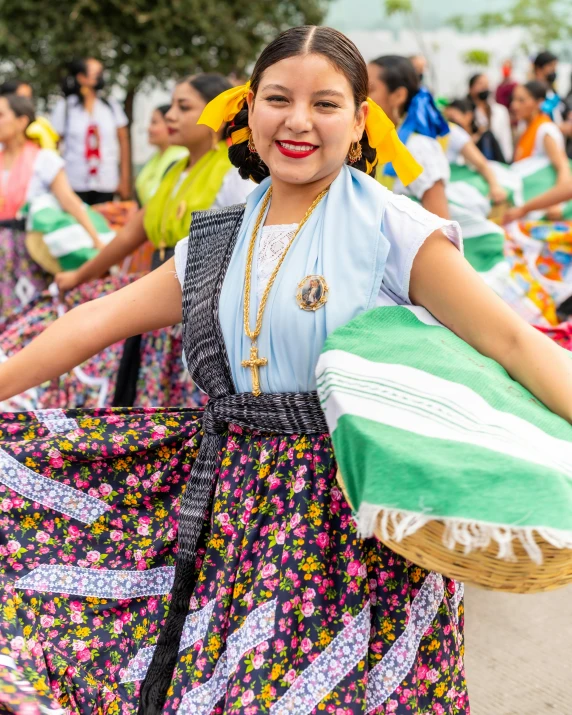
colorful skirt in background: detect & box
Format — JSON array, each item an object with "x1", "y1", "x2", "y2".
[
  {"x1": 0, "y1": 228, "x2": 50, "y2": 325},
  {"x1": 0, "y1": 278, "x2": 207, "y2": 412},
  {"x1": 505, "y1": 219, "x2": 572, "y2": 314},
  {"x1": 0, "y1": 406, "x2": 468, "y2": 714}
]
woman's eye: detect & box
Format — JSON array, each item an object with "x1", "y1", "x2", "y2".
[
  {"x1": 265, "y1": 95, "x2": 288, "y2": 103},
  {"x1": 316, "y1": 101, "x2": 339, "y2": 109}
]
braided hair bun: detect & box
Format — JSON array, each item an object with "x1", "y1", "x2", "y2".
[{"x1": 227, "y1": 25, "x2": 378, "y2": 183}]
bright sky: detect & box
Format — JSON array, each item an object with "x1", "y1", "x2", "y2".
[{"x1": 325, "y1": 0, "x2": 514, "y2": 32}]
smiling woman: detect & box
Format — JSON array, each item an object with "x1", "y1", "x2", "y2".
[{"x1": 2, "y1": 23, "x2": 572, "y2": 715}]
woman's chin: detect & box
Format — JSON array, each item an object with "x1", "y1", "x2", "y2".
[{"x1": 266, "y1": 159, "x2": 334, "y2": 187}]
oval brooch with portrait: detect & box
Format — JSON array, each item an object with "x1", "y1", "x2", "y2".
[{"x1": 296, "y1": 274, "x2": 329, "y2": 311}]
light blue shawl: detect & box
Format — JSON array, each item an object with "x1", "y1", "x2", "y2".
[{"x1": 219, "y1": 165, "x2": 391, "y2": 394}]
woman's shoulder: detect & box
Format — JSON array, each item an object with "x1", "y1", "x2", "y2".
[
  {"x1": 538, "y1": 121, "x2": 565, "y2": 145},
  {"x1": 214, "y1": 168, "x2": 256, "y2": 208},
  {"x1": 33, "y1": 148, "x2": 64, "y2": 175}
]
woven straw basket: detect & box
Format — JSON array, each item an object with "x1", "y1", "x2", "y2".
[{"x1": 337, "y1": 472, "x2": 572, "y2": 594}]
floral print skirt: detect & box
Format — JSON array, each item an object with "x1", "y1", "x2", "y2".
[
  {"x1": 0, "y1": 278, "x2": 207, "y2": 411},
  {"x1": 0, "y1": 228, "x2": 50, "y2": 325},
  {"x1": 0, "y1": 408, "x2": 468, "y2": 714}
]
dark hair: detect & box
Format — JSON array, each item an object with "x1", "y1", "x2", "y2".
[
  {"x1": 534, "y1": 51, "x2": 558, "y2": 69},
  {"x1": 522, "y1": 80, "x2": 548, "y2": 101},
  {"x1": 61, "y1": 58, "x2": 87, "y2": 97},
  {"x1": 369, "y1": 55, "x2": 420, "y2": 115},
  {"x1": 228, "y1": 26, "x2": 377, "y2": 183},
  {"x1": 155, "y1": 104, "x2": 171, "y2": 117},
  {"x1": 448, "y1": 98, "x2": 474, "y2": 114},
  {"x1": 1, "y1": 94, "x2": 36, "y2": 128},
  {"x1": 181, "y1": 73, "x2": 233, "y2": 105},
  {"x1": 0, "y1": 79, "x2": 31, "y2": 97},
  {"x1": 468, "y1": 73, "x2": 484, "y2": 90}
]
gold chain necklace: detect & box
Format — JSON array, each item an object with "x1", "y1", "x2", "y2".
[{"x1": 241, "y1": 185, "x2": 329, "y2": 396}]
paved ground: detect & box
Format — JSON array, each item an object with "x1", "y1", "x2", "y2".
[{"x1": 464, "y1": 585, "x2": 572, "y2": 714}]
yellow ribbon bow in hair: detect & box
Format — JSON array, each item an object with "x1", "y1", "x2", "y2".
[
  {"x1": 365, "y1": 98, "x2": 422, "y2": 187},
  {"x1": 198, "y1": 81, "x2": 251, "y2": 132},
  {"x1": 26, "y1": 117, "x2": 60, "y2": 151},
  {"x1": 198, "y1": 83, "x2": 422, "y2": 187}
]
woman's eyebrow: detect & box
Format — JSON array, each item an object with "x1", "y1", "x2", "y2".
[
  {"x1": 313, "y1": 89, "x2": 345, "y2": 99},
  {"x1": 260, "y1": 84, "x2": 291, "y2": 93}
]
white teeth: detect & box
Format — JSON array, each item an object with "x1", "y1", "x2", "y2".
[{"x1": 279, "y1": 141, "x2": 316, "y2": 152}]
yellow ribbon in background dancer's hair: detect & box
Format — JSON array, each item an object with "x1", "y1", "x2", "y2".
[
  {"x1": 198, "y1": 82, "x2": 422, "y2": 187},
  {"x1": 25, "y1": 117, "x2": 60, "y2": 151}
]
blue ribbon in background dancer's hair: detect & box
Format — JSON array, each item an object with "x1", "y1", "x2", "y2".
[
  {"x1": 384, "y1": 87, "x2": 450, "y2": 177},
  {"x1": 541, "y1": 92, "x2": 561, "y2": 120}
]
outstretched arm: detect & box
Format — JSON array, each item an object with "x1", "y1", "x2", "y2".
[
  {"x1": 410, "y1": 232, "x2": 572, "y2": 422},
  {"x1": 503, "y1": 178, "x2": 572, "y2": 223},
  {"x1": 0, "y1": 258, "x2": 182, "y2": 401},
  {"x1": 460, "y1": 141, "x2": 507, "y2": 204}
]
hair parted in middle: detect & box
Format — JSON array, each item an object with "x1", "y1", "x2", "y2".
[{"x1": 227, "y1": 25, "x2": 377, "y2": 184}]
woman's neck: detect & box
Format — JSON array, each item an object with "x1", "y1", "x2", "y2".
[
  {"x1": 527, "y1": 110, "x2": 540, "y2": 126},
  {"x1": 155, "y1": 142, "x2": 171, "y2": 156},
  {"x1": 265, "y1": 169, "x2": 340, "y2": 225},
  {"x1": 2, "y1": 134, "x2": 27, "y2": 162},
  {"x1": 82, "y1": 89, "x2": 97, "y2": 114},
  {"x1": 186, "y1": 136, "x2": 217, "y2": 168}
]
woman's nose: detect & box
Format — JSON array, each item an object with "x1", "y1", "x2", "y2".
[{"x1": 284, "y1": 103, "x2": 313, "y2": 133}]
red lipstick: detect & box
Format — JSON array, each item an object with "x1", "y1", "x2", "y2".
[{"x1": 275, "y1": 139, "x2": 318, "y2": 159}]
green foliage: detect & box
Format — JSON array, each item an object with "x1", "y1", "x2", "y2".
[
  {"x1": 449, "y1": 0, "x2": 572, "y2": 50},
  {"x1": 0, "y1": 0, "x2": 329, "y2": 103},
  {"x1": 462, "y1": 49, "x2": 491, "y2": 67},
  {"x1": 384, "y1": 0, "x2": 413, "y2": 16}
]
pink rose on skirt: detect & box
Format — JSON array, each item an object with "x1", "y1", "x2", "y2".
[
  {"x1": 347, "y1": 560, "x2": 362, "y2": 577},
  {"x1": 241, "y1": 690, "x2": 254, "y2": 706},
  {"x1": 261, "y1": 563, "x2": 277, "y2": 579}
]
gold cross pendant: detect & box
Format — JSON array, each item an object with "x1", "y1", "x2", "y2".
[{"x1": 241, "y1": 344, "x2": 268, "y2": 397}]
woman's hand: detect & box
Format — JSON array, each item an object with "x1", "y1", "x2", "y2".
[
  {"x1": 410, "y1": 230, "x2": 572, "y2": 424},
  {"x1": 55, "y1": 269, "x2": 83, "y2": 295},
  {"x1": 502, "y1": 205, "x2": 525, "y2": 224},
  {"x1": 489, "y1": 184, "x2": 508, "y2": 205}
]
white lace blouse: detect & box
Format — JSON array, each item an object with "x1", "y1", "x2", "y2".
[{"x1": 175, "y1": 192, "x2": 462, "y2": 308}]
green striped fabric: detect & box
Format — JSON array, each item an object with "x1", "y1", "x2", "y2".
[
  {"x1": 316, "y1": 305, "x2": 572, "y2": 562},
  {"x1": 446, "y1": 163, "x2": 517, "y2": 274},
  {"x1": 26, "y1": 194, "x2": 115, "y2": 270}
]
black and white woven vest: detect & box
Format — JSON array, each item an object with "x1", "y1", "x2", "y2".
[{"x1": 139, "y1": 205, "x2": 328, "y2": 713}]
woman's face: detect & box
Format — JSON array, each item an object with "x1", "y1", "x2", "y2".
[
  {"x1": 248, "y1": 54, "x2": 367, "y2": 187},
  {"x1": 366, "y1": 64, "x2": 407, "y2": 122},
  {"x1": 511, "y1": 85, "x2": 541, "y2": 122},
  {"x1": 148, "y1": 109, "x2": 170, "y2": 147},
  {"x1": 165, "y1": 82, "x2": 216, "y2": 150},
  {"x1": 469, "y1": 74, "x2": 489, "y2": 99},
  {"x1": 0, "y1": 98, "x2": 27, "y2": 143}
]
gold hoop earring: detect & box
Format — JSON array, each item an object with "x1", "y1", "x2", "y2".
[
  {"x1": 347, "y1": 141, "x2": 362, "y2": 164},
  {"x1": 248, "y1": 132, "x2": 257, "y2": 154}
]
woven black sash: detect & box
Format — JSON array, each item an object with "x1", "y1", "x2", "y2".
[{"x1": 139, "y1": 206, "x2": 328, "y2": 713}]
